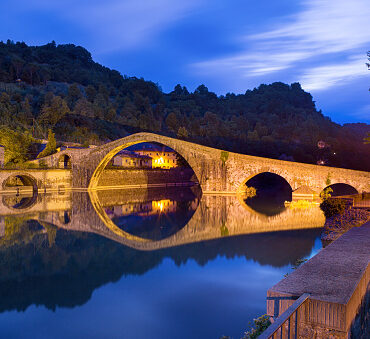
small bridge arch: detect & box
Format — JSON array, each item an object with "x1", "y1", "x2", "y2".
[
  {"x1": 58, "y1": 154, "x2": 72, "y2": 169},
  {"x1": 237, "y1": 170, "x2": 294, "y2": 193},
  {"x1": 321, "y1": 183, "x2": 359, "y2": 196},
  {"x1": 2, "y1": 173, "x2": 38, "y2": 192},
  {"x1": 1, "y1": 173, "x2": 38, "y2": 210}
]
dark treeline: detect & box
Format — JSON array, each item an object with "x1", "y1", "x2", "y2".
[{"x1": 0, "y1": 40, "x2": 369, "y2": 171}]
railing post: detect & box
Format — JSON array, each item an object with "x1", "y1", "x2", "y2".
[
  {"x1": 294, "y1": 310, "x2": 298, "y2": 339},
  {"x1": 259, "y1": 293, "x2": 310, "y2": 339}
]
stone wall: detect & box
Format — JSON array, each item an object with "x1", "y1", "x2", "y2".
[{"x1": 97, "y1": 168, "x2": 197, "y2": 188}]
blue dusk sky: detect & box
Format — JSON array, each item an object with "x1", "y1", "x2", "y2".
[{"x1": 0, "y1": 0, "x2": 369, "y2": 124}]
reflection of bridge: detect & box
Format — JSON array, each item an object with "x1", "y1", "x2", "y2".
[{"x1": 0, "y1": 191, "x2": 325, "y2": 251}]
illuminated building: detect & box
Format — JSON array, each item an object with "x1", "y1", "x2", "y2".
[
  {"x1": 112, "y1": 150, "x2": 152, "y2": 168},
  {"x1": 134, "y1": 146, "x2": 178, "y2": 169}
]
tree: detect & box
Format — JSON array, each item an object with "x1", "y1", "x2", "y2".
[
  {"x1": 73, "y1": 98, "x2": 94, "y2": 117},
  {"x1": 39, "y1": 95, "x2": 70, "y2": 128},
  {"x1": 86, "y1": 85, "x2": 97, "y2": 102},
  {"x1": 165, "y1": 112, "x2": 179, "y2": 133},
  {"x1": 364, "y1": 134, "x2": 370, "y2": 144},
  {"x1": 0, "y1": 127, "x2": 33, "y2": 164},
  {"x1": 66, "y1": 83, "x2": 82, "y2": 109},
  {"x1": 37, "y1": 129, "x2": 57, "y2": 158},
  {"x1": 177, "y1": 126, "x2": 189, "y2": 139}
]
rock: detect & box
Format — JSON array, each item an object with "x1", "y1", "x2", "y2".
[{"x1": 321, "y1": 207, "x2": 370, "y2": 243}]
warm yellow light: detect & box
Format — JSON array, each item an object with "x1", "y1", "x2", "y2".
[{"x1": 152, "y1": 199, "x2": 171, "y2": 212}]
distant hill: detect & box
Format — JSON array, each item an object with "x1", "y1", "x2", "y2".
[{"x1": 0, "y1": 40, "x2": 369, "y2": 171}]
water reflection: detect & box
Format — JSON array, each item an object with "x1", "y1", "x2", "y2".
[
  {"x1": 105, "y1": 187, "x2": 200, "y2": 240},
  {"x1": 2, "y1": 192, "x2": 38, "y2": 210},
  {"x1": 0, "y1": 188, "x2": 325, "y2": 317}
]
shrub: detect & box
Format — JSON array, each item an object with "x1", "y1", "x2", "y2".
[
  {"x1": 320, "y1": 198, "x2": 346, "y2": 218},
  {"x1": 243, "y1": 314, "x2": 271, "y2": 339},
  {"x1": 320, "y1": 187, "x2": 333, "y2": 201},
  {"x1": 37, "y1": 129, "x2": 56, "y2": 158}
]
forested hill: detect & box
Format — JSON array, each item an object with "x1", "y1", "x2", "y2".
[{"x1": 0, "y1": 40, "x2": 369, "y2": 171}]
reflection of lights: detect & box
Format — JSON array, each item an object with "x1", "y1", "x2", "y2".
[{"x1": 152, "y1": 199, "x2": 174, "y2": 213}]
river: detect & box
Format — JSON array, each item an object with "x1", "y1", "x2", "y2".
[{"x1": 0, "y1": 186, "x2": 325, "y2": 339}]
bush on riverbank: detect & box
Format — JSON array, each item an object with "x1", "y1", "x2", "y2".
[
  {"x1": 243, "y1": 315, "x2": 271, "y2": 339},
  {"x1": 321, "y1": 207, "x2": 370, "y2": 242},
  {"x1": 319, "y1": 198, "x2": 346, "y2": 218},
  {"x1": 220, "y1": 314, "x2": 271, "y2": 339}
]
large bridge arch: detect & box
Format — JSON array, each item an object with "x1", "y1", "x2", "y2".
[{"x1": 84, "y1": 133, "x2": 204, "y2": 190}]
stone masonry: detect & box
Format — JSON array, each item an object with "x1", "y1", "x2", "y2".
[{"x1": 71, "y1": 132, "x2": 369, "y2": 194}]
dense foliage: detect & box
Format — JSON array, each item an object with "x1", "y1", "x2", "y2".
[
  {"x1": 320, "y1": 198, "x2": 346, "y2": 218},
  {"x1": 243, "y1": 315, "x2": 271, "y2": 339},
  {"x1": 0, "y1": 40, "x2": 369, "y2": 170}
]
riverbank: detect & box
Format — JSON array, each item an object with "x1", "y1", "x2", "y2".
[
  {"x1": 267, "y1": 221, "x2": 370, "y2": 338},
  {"x1": 321, "y1": 205, "x2": 370, "y2": 242}
]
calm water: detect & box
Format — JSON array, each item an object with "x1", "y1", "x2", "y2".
[{"x1": 0, "y1": 187, "x2": 325, "y2": 339}]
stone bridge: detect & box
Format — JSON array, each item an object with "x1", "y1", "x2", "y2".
[
  {"x1": 1, "y1": 132, "x2": 369, "y2": 195},
  {"x1": 69, "y1": 133, "x2": 369, "y2": 194}
]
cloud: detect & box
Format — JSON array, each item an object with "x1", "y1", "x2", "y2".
[
  {"x1": 192, "y1": 0, "x2": 370, "y2": 90},
  {"x1": 14, "y1": 0, "x2": 203, "y2": 53},
  {"x1": 300, "y1": 56, "x2": 368, "y2": 91}
]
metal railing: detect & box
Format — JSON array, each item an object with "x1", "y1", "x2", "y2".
[{"x1": 259, "y1": 293, "x2": 310, "y2": 339}]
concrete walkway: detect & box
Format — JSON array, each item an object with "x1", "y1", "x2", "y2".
[{"x1": 267, "y1": 221, "x2": 370, "y2": 337}]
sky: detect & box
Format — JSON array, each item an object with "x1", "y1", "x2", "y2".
[{"x1": 0, "y1": 0, "x2": 369, "y2": 124}]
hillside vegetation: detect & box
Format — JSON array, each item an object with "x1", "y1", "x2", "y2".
[{"x1": 0, "y1": 40, "x2": 369, "y2": 171}]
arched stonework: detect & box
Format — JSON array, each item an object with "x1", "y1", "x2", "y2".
[
  {"x1": 2, "y1": 173, "x2": 38, "y2": 191},
  {"x1": 321, "y1": 183, "x2": 359, "y2": 196},
  {"x1": 73, "y1": 133, "x2": 209, "y2": 190},
  {"x1": 58, "y1": 154, "x2": 72, "y2": 169},
  {"x1": 237, "y1": 170, "x2": 294, "y2": 193},
  {"x1": 66, "y1": 132, "x2": 369, "y2": 194}
]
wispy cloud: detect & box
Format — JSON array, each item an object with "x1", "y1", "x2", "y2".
[
  {"x1": 301, "y1": 55, "x2": 367, "y2": 91},
  {"x1": 16, "y1": 0, "x2": 203, "y2": 52},
  {"x1": 192, "y1": 0, "x2": 370, "y2": 90}
]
